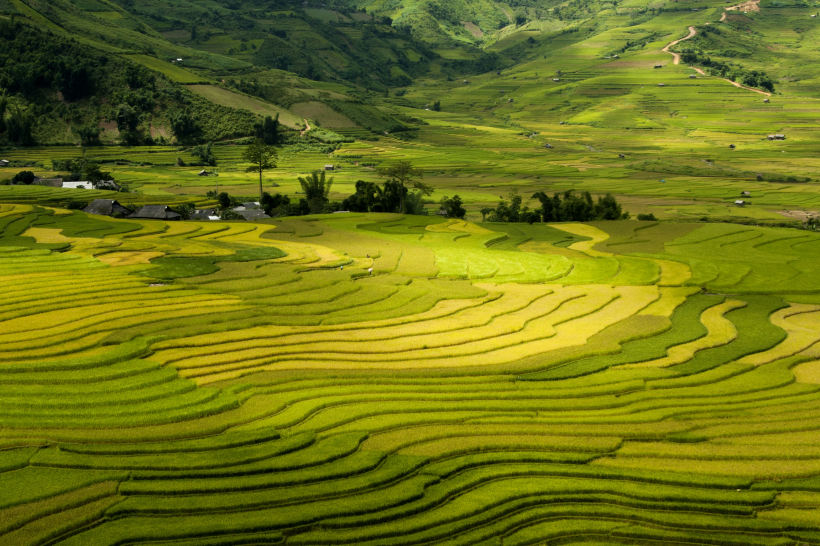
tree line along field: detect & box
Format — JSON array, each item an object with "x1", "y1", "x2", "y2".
[{"x1": 3, "y1": 203, "x2": 820, "y2": 544}]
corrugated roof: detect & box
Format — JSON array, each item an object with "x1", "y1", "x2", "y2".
[
  {"x1": 235, "y1": 210, "x2": 270, "y2": 221},
  {"x1": 132, "y1": 205, "x2": 181, "y2": 220},
  {"x1": 83, "y1": 199, "x2": 130, "y2": 217}
]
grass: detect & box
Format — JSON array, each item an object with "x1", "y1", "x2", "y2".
[
  {"x1": 186, "y1": 85, "x2": 302, "y2": 129},
  {"x1": 123, "y1": 55, "x2": 208, "y2": 84}
]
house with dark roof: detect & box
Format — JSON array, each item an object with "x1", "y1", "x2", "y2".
[
  {"x1": 83, "y1": 199, "x2": 131, "y2": 217},
  {"x1": 34, "y1": 178, "x2": 63, "y2": 187},
  {"x1": 233, "y1": 202, "x2": 261, "y2": 212},
  {"x1": 234, "y1": 210, "x2": 270, "y2": 221},
  {"x1": 131, "y1": 205, "x2": 181, "y2": 221},
  {"x1": 191, "y1": 209, "x2": 219, "y2": 220}
]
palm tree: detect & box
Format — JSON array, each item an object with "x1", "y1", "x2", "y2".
[{"x1": 298, "y1": 169, "x2": 334, "y2": 214}]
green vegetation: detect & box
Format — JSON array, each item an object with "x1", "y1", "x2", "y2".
[{"x1": 5, "y1": 0, "x2": 820, "y2": 543}]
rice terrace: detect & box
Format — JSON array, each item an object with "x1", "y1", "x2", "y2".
[{"x1": 4, "y1": 0, "x2": 820, "y2": 544}]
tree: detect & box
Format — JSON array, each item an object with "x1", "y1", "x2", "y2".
[
  {"x1": 190, "y1": 142, "x2": 217, "y2": 166},
  {"x1": 113, "y1": 103, "x2": 139, "y2": 132},
  {"x1": 217, "y1": 192, "x2": 233, "y2": 211},
  {"x1": 376, "y1": 161, "x2": 431, "y2": 214},
  {"x1": 11, "y1": 171, "x2": 35, "y2": 185},
  {"x1": 480, "y1": 207, "x2": 493, "y2": 222},
  {"x1": 72, "y1": 125, "x2": 101, "y2": 147},
  {"x1": 440, "y1": 194, "x2": 466, "y2": 219},
  {"x1": 6, "y1": 106, "x2": 35, "y2": 146},
  {"x1": 261, "y1": 191, "x2": 291, "y2": 216},
  {"x1": 521, "y1": 210, "x2": 540, "y2": 224},
  {"x1": 171, "y1": 203, "x2": 195, "y2": 220},
  {"x1": 0, "y1": 96, "x2": 6, "y2": 133},
  {"x1": 432, "y1": 101, "x2": 441, "y2": 112},
  {"x1": 242, "y1": 138, "x2": 278, "y2": 202},
  {"x1": 297, "y1": 169, "x2": 334, "y2": 214},
  {"x1": 342, "y1": 180, "x2": 382, "y2": 212},
  {"x1": 404, "y1": 191, "x2": 426, "y2": 215},
  {"x1": 170, "y1": 109, "x2": 202, "y2": 144},
  {"x1": 254, "y1": 114, "x2": 279, "y2": 145},
  {"x1": 593, "y1": 193, "x2": 625, "y2": 220}
]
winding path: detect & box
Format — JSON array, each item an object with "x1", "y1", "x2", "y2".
[
  {"x1": 300, "y1": 118, "x2": 311, "y2": 136},
  {"x1": 662, "y1": 20, "x2": 771, "y2": 96},
  {"x1": 662, "y1": 26, "x2": 697, "y2": 65}
]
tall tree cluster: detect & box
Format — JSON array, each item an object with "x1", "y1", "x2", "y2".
[{"x1": 483, "y1": 190, "x2": 629, "y2": 223}]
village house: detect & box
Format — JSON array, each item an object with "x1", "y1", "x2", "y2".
[
  {"x1": 131, "y1": 205, "x2": 181, "y2": 221},
  {"x1": 33, "y1": 178, "x2": 63, "y2": 187},
  {"x1": 232, "y1": 202, "x2": 261, "y2": 212},
  {"x1": 767, "y1": 134, "x2": 786, "y2": 140},
  {"x1": 83, "y1": 199, "x2": 131, "y2": 217},
  {"x1": 0, "y1": 160, "x2": 9, "y2": 167},
  {"x1": 741, "y1": 191, "x2": 751, "y2": 197},
  {"x1": 735, "y1": 200, "x2": 747, "y2": 207},
  {"x1": 190, "y1": 209, "x2": 219, "y2": 221},
  {"x1": 62, "y1": 181, "x2": 93, "y2": 189},
  {"x1": 233, "y1": 209, "x2": 270, "y2": 221}
]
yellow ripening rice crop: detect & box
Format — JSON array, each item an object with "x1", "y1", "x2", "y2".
[
  {"x1": 639, "y1": 287, "x2": 699, "y2": 317},
  {"x1": 738, "y1": 304, "x2": 820, "y2": 366},
  {"x1": 0, "y1": 204, "x2": 34, "y2": 217},
  {"x1": 550, "y1": 223, "x2": 613, "y2": 257},
  {"x1": 160, "y1": 284, "x2": 562, "y2": 371},
  {"x1": 190, "y1": 222, "x2": 258, "y2": 241},
  {"x1": 617, "y1": 299, "x2": 746, "y2": 369},
  {"x1": 268, "y1": 240, "x2": 351, "y2": 268},
  {"x1": 792, "y1": 360, "x2": 820, "y2": 384},
  {"x1": 189, "y1": 285, "x2": 659, "y2": 383},
  {"x1": 425, "y1": 219, "x2": 494, "y2": 235},
  {"x1": 759, "y1": 508, "x2": 820, "y2": 528},
  {"x1": 0, "y1": 294, "x2": 239, "y2": 345},
  {"x1": 23, "y1": 228, "x2": 103, "y2": 246},
  {"x1": 656, "y1": 258, "x2": 693, "y2": 286},
  {"x1": 95, "y1": 251, "x2": 166, "y2": 266}
]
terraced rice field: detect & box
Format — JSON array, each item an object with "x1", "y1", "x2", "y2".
[{"x1": 4, "y1": 207, "x2": 820, "y2": 545}]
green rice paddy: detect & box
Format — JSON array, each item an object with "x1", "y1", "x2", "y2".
[
  {"x1": 3, "y1": 202, "x2": 820, "y2": 544},
  {"x1": 5, "y1": 0, "x2": 820, "y2": 542}
]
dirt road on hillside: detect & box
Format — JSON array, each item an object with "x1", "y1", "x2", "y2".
[
  {"x1": 661, "y1": 20, "x2": 771, "y2": 96},
  {"x1": 300, "y1": 119, "x2": 311, "y2": 136},
  {"x1": 662, "y1": 26, "x2": 697, "y2": 64}
]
